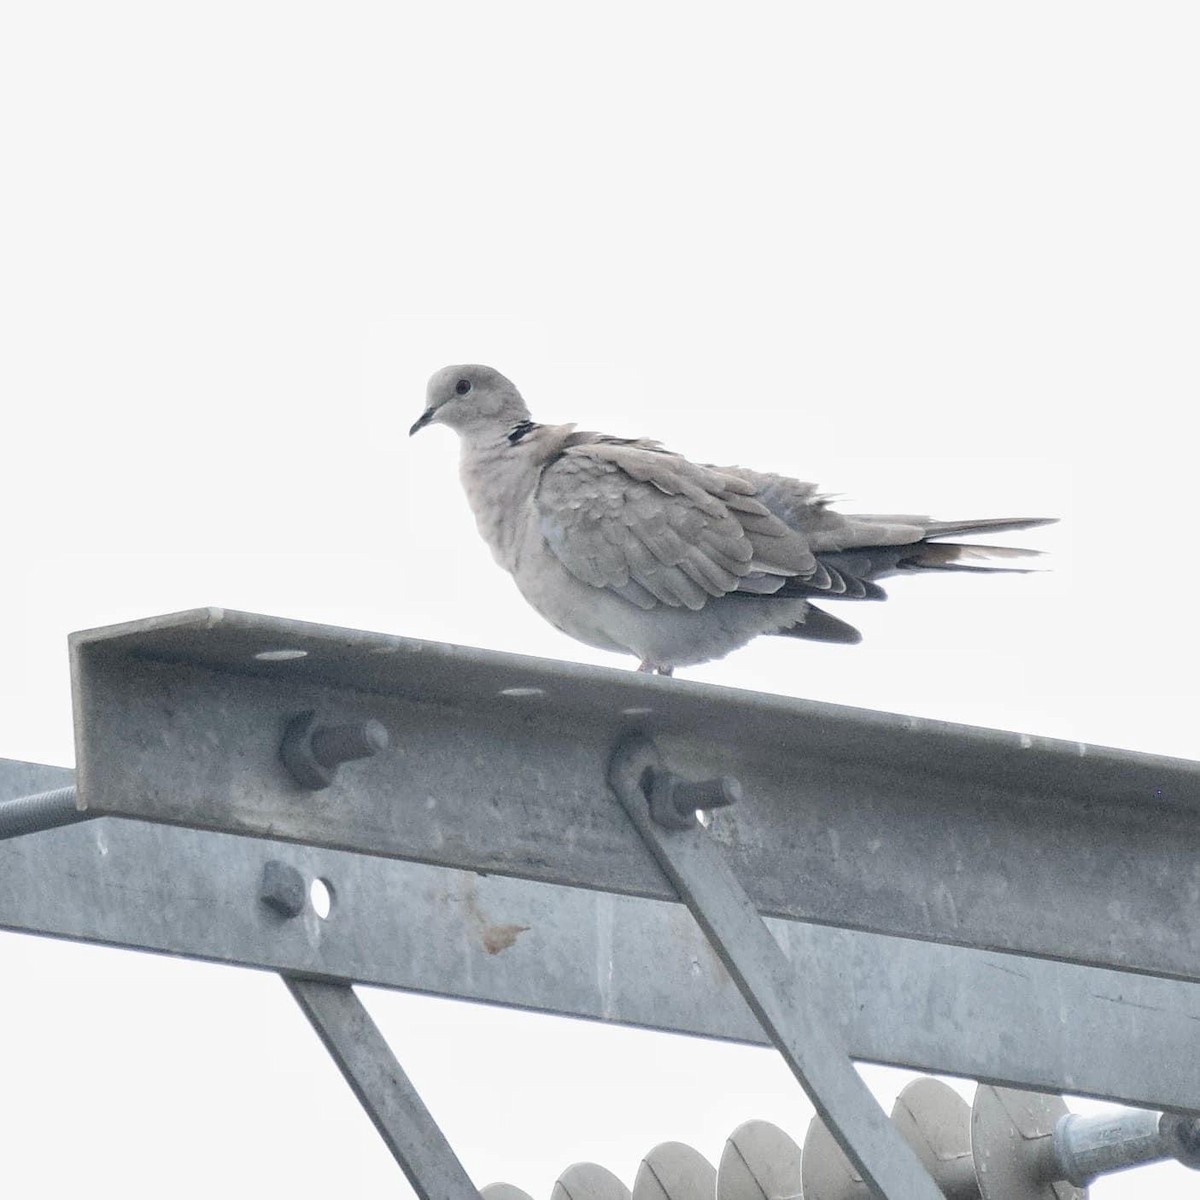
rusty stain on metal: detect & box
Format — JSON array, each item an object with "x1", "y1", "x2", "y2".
[
  {"x1": 458, "y1": 874, "x2": 532, "y2": 955},
  {"x1": 481, "y1": 922, "x2": 532, "y2": 955}
]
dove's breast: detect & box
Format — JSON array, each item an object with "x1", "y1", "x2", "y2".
[{"x1": 457, "y1": 442, "x2": 546, "y2": 572}]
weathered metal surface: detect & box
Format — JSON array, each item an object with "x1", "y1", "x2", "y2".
[
  {"x1": 2, "y1": 756, "x2": 1200, "y2": 1113},
  {"x1": 285, "y1": 977, "x2": 479, "y2": 1200},
  {"x1": 609, "y1": 736, "x2": 944, "y2": 1200},
  {"x1": 0, "y1": 784, "x2": 84, "y2": 839},
  {"x1": 67, "y1": 608, "x2": 1200, "y2": 982}
]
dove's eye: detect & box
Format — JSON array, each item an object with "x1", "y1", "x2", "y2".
[{"x1": 455, "y1": 378, "x2": 472, "y2": 395}]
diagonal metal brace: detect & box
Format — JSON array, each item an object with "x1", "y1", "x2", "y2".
[
  {"x1": 284, "y1": 977, "x2": 480, "y2": 1200},
  {"x1": 608, "y1": 734, "x2": 944, "y2": 1200}
]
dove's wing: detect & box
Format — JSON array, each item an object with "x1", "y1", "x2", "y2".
[{"x1": 535, "y1": 438, "x2": 825, "y2": 612}]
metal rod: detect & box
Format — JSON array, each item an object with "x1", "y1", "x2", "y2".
[
  {"x1": 0, "y1": 785, "x2": 87, "y2": 840},
  {"x1": 609, "y1": 735, "x2": 944, "y2": 1200},
  {"x1": 1051, "y1": 1109, "x2": 1200, "y2": 1186},
  {"x1": 284, "y1": 976, "x2": 480, "y2": 1200}
]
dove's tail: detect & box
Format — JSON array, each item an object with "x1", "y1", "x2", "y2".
[
  {"x1": 899, "y1": 539, "x2": 1043, "y2": 573},
  {"x1": 768, "y1": 516, "x2": 1054, "y2": 645},
  {"x1": 856, "y1": 515, "x2": 1057, "y2": 539}
]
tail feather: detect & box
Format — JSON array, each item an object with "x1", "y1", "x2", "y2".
[
  {"x1": 900, "y1": 539, "x2": 1045, "y2": 573},
  {"x1": 923, "y1": 516, "x2": 1056, "y2": 539},
  {"x1": 850, "y1": 515, "x2": 1056, "y2": 539}
]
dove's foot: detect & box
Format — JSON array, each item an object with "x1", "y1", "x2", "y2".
[{"x1": 637, "y1": 661, "x2": 674, "y2": 676}]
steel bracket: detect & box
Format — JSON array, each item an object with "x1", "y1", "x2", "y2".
[
  {"x1": 285, "y1": 977, "x2": 480, "y2": 1200},
  {"x1": 608, "y1": 733, "x2": 944, "y2": 1200}
]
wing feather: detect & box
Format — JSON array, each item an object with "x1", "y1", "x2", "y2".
[{"x1": 537, "y1": 440, "x2": 814, "y2": 610}]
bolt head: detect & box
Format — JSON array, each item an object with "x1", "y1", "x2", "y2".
[{"x1": 260, "y1": 859, "x2": 306, "y2": 918}]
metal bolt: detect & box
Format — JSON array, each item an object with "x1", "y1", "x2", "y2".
[
  {"x1": 0, "y1": 785, "x2": 88, "y2": 841},
  {"x1": 280, "y1": 711, "x2": 390, "y2": 789},
  {"x1": 643, "y1": 766, "x2": 742, "y2": 830},
  {"x1": 260, "y1": 859, "x2": 307, "y2": 918}
]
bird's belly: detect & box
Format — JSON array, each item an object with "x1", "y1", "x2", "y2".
[
  {"x1": 511, "y1": 550, "x2": 811, "y2": 669},
  {"x1": 511, "y1": 554, "x2": 632, "y2": 656}
]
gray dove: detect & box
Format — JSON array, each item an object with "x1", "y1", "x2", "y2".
[{"x1": 411, "y1": 365, "x2": 1052, "y2": 674}]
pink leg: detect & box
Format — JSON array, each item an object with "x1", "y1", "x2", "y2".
[{"x1": 636, "y1": 661, "x2": 674, "y2": 676}]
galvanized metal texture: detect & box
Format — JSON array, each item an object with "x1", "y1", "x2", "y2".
[
  {"x1": 0, "y1": 785, "x2": 85, "y2": 840},
  {"x1": 608, "y1": 735, "x2": 944, "y2": 1200},
  {"x1": 284, "y1": 977, "x2": 480, "y2": 1200},
  {"x1": 3, "y1": 756, "x2": 1200, "y2": 1113},
  {"x1": 68, "y1": 608, "x2": 1200, "y2": 982}
]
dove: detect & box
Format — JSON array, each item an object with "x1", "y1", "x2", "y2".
[{"x1": 410, "y1": 364, "x2": 1053, "y2": 674}]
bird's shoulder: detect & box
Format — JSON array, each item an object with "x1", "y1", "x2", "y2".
[{"x1": 536, "y1": 428, "x2": 765, "y2": 514}]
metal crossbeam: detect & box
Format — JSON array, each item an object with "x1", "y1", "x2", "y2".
[
  {"x1": 3, "y1": 757, "x2": 1199, "y2": 1112},
  {"x1": 608, "y1": 735, "x2": 943, "y2": 1200},
  {"x1": 285, "y1": 977, "x2": 479, "y2": 1200},
  {"x1": 67, "y1": 609, "x2": 1200, "y2": 982}
]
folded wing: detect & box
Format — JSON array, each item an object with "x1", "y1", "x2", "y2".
[
  {"x1": 536, "y1": 439, "x2": 821, "y2": 611},
  {"x1": 536, "y1": 441, "x2": 1052, "y2": 623}
]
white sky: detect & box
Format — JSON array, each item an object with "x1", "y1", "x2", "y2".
[{"x1": 1, "y1": 3, "x2": 1197, "y2": 1198}]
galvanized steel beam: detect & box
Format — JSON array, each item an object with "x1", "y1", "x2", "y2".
[
  {"x1": 286, "y1": 977, "x2": 480, "y2": 1200},
  {"x1": 67, "y1": 608, "x2": 1200, "y2": 983},
  {"x1": 4, "y1": 758, "x2": 1197, "y2": 1112}
]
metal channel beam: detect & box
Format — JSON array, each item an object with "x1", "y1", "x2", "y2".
[
  {"x1": 3, "y1": 757, "x2": 1199, "y2": 1113},
  {"x1": 610, "y1": 735, "x2": 943, "y2": 1200},
  {"x1": 67, "y1": 609, "x2": 1200, "y2": 983},
  {"x1": 286, "y1": 978, "x2": 479, "y2": 1200}
]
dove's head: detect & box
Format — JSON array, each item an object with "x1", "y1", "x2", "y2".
[{"x1": 410, "y1": 365, "x2": 530, "y2": 439}]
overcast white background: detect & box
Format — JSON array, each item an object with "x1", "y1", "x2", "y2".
[{"x1": 1, "y1": 3, "x2": 1197, "y2": 1198}]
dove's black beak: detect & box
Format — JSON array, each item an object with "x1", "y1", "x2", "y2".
[{"x1": 409, "y1": 408, "x2": 435, "y2": 436}]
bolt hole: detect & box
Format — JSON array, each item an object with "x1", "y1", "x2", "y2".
[
  {"x1": 255, "y1": 648, "x2": 308, "y2": 662},
  {"x1": 310, "y1": 878, "x2": 334, "y2": 919}
]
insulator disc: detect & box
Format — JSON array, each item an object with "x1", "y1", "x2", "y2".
[
  {"x1": 801, "y1": 1115, "x2": 869, "y2": 1200},
  {"x1": 554, "y1": 1163, "x2": 633, "y2": 1200},
  {"x1": 971, "y1": 1086, "x2": 1084, "y2": 1200},
  {"x1": 634, "y1": 1141, "x2": 716, "y2": 1200},
  {"x1": 892, "y1": 1079, "x2": 978, "y2": 1200},
  {"x1": 482, "y1": 1184, "x2": 536, "y2": 1200},
  {"x1": 718, "y1": 1119, "x2": 804, "y2": 1200}
]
